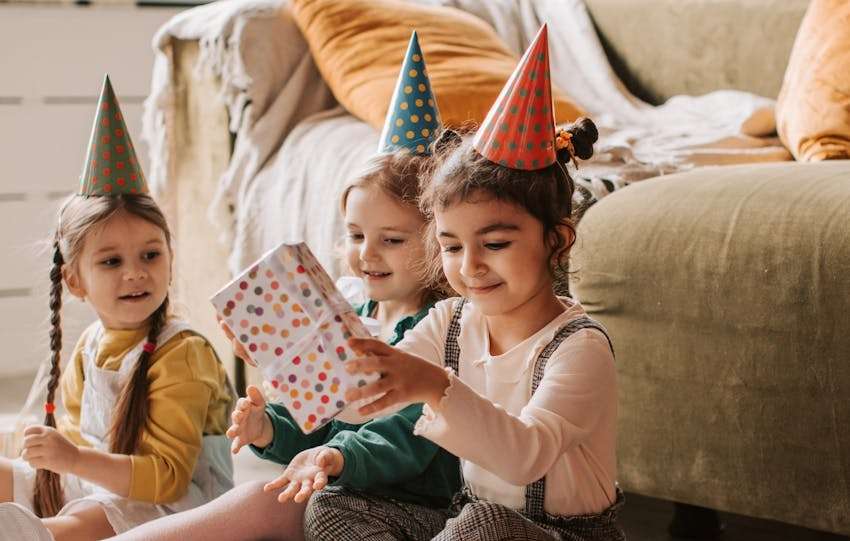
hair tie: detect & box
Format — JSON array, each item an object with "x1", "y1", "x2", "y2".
[
  {"x1": 44, "y1": 402, "x2": 56, "y2": 415},
  {"x1": 142, "y1": 342, "x2": 156, "y2": 353},
  {"x1": 555, "y1": 129, "x2": 578, "y2": 168}
]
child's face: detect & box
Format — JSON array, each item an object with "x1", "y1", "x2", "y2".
[
  {"x1": 435, "y1": 195, "x2": 555, "y2": 317},
  {"x1": 64, "y1": 210, "x2": 171, "y2": 330},
  {"x1": 344, "y1": 185, "x2": 427, "y2": 307}
]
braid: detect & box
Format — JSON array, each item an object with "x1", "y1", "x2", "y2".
[
  {"x1": 109, "y1": 297, "x2": 169, "y2": 455},
  {"x1": 33, "y1": 240, "x2": 66, "y2": 517}
]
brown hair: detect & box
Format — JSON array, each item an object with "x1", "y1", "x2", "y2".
[
  {"x1": 35, "y1": 193, "x2": 172, "y2": 517},
  {"x1": 340, "y1": 151, "x2": 453, "y2": 306},
  {"x1": 420, "y1": 117, "x2": 598, "y2": 283}
]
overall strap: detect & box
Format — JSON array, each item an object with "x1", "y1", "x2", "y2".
[
  {"x1": 523, "y1": 317, "x2": 614, "y2": 519},
  {"x1": 443, "y1": 298, "x2": 467, "y2": 374}
]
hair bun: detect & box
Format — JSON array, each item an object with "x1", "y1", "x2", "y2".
[{"x1": 558, "y1": 117, "x2": 598, "y2": 162}]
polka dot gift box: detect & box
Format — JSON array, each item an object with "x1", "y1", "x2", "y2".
[{"x1": 210, "y1": 241, "x2": 379, "y2": 434}]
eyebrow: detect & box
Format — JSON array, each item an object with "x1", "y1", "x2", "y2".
[
  {"x1": 345, "y1": 223, "x2": 413, "y2": 234},
  {"x1": 438, "y1": 222, "x2": 520, "y2": 238},
  {"x1": 92, "y1": 238, "x2": 164, "y2": 256}
]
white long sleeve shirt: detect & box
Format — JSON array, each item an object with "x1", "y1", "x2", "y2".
[{"x1": 398, "y1": 297, "x2": 619, "y2": 516}]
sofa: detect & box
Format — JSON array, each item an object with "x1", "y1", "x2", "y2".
[{"x1": 149, "y1": 0, "x2": 849, "y2": 535}]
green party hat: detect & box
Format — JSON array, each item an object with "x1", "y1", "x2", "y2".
[
  {"x1": 378, "y1": 31, "x2": 442, "y2": 155},
  {"x1": 78, "y1": 75, "x2": 148, "y2": 196}
]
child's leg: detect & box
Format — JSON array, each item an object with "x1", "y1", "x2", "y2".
[
  {"x1": 0, "y1": 458, "x2": 14, "y2": 502},
  {"x1": 303, "y1": 486, "x2": 450, "y2": 541},
  {"x1": 108, "y1": 480, "x2": 306, "y2": 541},
  {"x1": 44, "y1": 501, "x2": 115, "y2": 541},
  {"x1": 433, "y1": 502, "x2": 556, "y2": 541}
]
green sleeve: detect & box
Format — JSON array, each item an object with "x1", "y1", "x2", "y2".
[
  {"x1": 250, "y1": 404, "x2": 334, "y2": 465},
  {"x1": 325, "y1": 403, "x2": 439, "y2": 489}
]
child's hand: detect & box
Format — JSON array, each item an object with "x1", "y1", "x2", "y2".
[
  {"x1": 21, "y1": 425, "x2": 80, "y2": 475},
  {"x1": 226, "y1": 385, "x2": 273, "y2": 453},
  {"x1": 264, "y1": 446, "x2": 343, "y2": 504},
  {"x1": 218, "y1": 318, "x2": 257, "y2": 367},
  {"x1": 344, "y1": 337, "x2": 450, "y2": 415}
]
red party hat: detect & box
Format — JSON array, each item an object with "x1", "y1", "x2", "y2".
[{"x1": 473, "y1": 25, "x2": 556, "y2": 171}]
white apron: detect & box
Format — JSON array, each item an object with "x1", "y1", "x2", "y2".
[{"x1": 60, "y1": 319, "x2": 234, "y2": 533}]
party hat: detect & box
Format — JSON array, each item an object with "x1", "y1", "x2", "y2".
[
  {"x1": 473, "y1": 25, "x2": 556, "y2": 170},
  {"x1": 78, "y1": 75, "x2": 148, "y2": 196},
  {"x1": 378, "y1": 31, "x2": 442, "y2": 155}
]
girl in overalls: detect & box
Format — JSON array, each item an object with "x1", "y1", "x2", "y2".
[
  {"x1": 341, "y1": 26, "x2": 626, "y2": 541},
  {"x1": 0, "y1": 77, "x2": 234, "y2": 540}
]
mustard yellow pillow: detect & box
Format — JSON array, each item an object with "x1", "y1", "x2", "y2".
[
  {"x1": 289, "y1": 0, "x2": 585, "y2": 130},
  {"x1": 776, "y1": 0, "x2": 850, "y2": 161}
]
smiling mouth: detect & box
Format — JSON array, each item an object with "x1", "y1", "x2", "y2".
[
  {"x1": 466, "y1": 283, "x2": 502, "y2": 294},
  {"x1": 119, "y1": 291, "x2": 151, "y2": 301},
  {"x1": 363, "y1": 271, "x2": 392, "y2": 279}
]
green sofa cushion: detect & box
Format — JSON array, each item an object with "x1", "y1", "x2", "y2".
[{"x1": 571, "y1": 162, "x2": 850, "y2": 534}]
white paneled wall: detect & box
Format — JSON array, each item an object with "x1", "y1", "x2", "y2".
[{"x1": 0, "y1": 5, "x2": 181, "y2": 377}]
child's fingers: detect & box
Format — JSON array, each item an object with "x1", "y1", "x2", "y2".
[
  {"x1": 278, "y1": 480, "x2": 301, "y2": 504},
  {"x1": 312, "y1": 471, "x2": 328, "y2": 491},
  {"x1": 264, "y1": 473, "x2": 290, "y2": 492},
  {"x1": 230, "y1": 436, "x2": 244, "y2": 454},
  {"x1": 348, "y1": 337, "x2": 394, "y2": 356},
  {"x1": 22, "y1": 433, "x2": 45, "y2": 447},
  {"x1": 23, "y1": 425, "x2": 46, "y2": 437},
  {"x1": 344, "y1": 355, "x2": 387, "y2": 377},
  {"x1": 292, "y1": 480, "x2": 314, "y2": 503},
  {"x1": 219, "y1": 320, "x2": 235, "y2": 340},
  {"x1": 231, "y1": 338, "x2": 255, "y2": 366},
  {"x1": 345, "y1": 375, "x2": 394, "y2": 403},
  {"x1": 358, "y1": 390, "x2": 400, "y2": 416},
  {"x1": 246, "y1": 385, "x2": 266, "y2": 407}
]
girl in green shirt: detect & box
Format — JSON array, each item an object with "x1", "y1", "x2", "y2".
[{"x1": 112, "y1": 150, "x2": 459, "y2": 541}]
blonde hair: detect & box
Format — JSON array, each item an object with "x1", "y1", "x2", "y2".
[
  {"x1": 340, "y1": 152, "x2": 453, "y2": 306},
  {"x1": 35, "y1": 193, "x2": 172, "y2": 517}
]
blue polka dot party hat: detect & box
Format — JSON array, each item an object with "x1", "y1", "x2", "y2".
[
  {"x1": 79, "y1": 75, "x2": 149, "y2": 196},
  {"x1": 378, "y1": 31, "x2": 442, "y2": 155}
]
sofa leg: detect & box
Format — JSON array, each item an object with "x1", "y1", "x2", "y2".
[{"x1": 669, "y1": 502, "x2": 724, "y2": 539}]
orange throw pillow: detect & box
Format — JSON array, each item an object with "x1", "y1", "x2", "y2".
[
  {"x1": 776, "y1": 0, "x2": 850, "y2": 161},
  {"x1": 289, "y1": 0, "x2": 585, "y2": 130}
]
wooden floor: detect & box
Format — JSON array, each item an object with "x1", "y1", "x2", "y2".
[{"x1": 619, "y1": 492, "x2": 848, "y2": 541}]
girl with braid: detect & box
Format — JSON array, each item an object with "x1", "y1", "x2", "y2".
[
  {"x1": 341, "y1": 27, "x2": 625, "y2": 540},
  {"x1": 0, "y1": 77, "x2": 234, "y2": 540}
]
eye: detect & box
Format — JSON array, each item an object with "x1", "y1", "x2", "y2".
[
  {"x1": 100, "y1": 257, "x2": 121, "y2": 267},
  {"x1": 143, "y1": 251, "x2": 161, "y2": 261},
  {"x1": 347, "y1": 232, "x2": 364, "y2": 242},
  {"x1": 383, "y1": 237, "x2": 405, "y2": 245},
  {"x1": 484, "y1": 241, "x2": 511, "y2": 251},
  {"x1": 441, "y1": 244, "x2": 462, "y2": 254}
]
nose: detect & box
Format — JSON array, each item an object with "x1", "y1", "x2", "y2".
[
  {"x1": 123, "y1": 263, "x2": 148, "y2": 282},
  {"x1": 360, "y1": 239, "x2": 381, "y2": 263},
  {"x1": 460, "y1": 247, "x2": 486, "y2": 278}
]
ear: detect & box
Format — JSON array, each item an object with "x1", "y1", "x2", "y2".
[
  {"x1": 62, "y1": 264, "x2": 86, "y2": 300},
  {"x1": 547, "y1": 224, "x2": 576, "y2": 266}
]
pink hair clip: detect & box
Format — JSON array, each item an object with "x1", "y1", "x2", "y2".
[{"x1": 142, "y1": 342, "x2": 156, "y2": 353}]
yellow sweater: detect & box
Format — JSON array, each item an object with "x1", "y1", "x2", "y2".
[{"x1": 59, "y1": 322, "x2": 232, "y2": 504}]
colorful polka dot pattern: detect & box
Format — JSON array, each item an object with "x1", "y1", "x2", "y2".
[
  {"x1": 78, "y1": 75, "x2": 149, "y2": 196},
  {"x1": 378, "y1": 31, "x2": 442, "y2": 156},
  {"x1": 473, "y1": 24, "x2": 557, "y2": 171},
  {"x1": 210, "y1": 242, "x2": 378, "y2": 434}
]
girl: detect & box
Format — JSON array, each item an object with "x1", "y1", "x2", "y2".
[
  {"x1": 0, "y1": 78, "x2": 234, "y2": 541},
  {"x1": 111, "y1": 33, "x2": 460, "y2": 540},
  {"x1": 111, "y1": 150, "x2": 461, "y2": 541},
  {"x1": 340, "y1": 26, "x2": 625, "y2": 541}
]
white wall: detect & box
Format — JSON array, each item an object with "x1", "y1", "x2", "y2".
[{"x1": 0, "y1": 5, "x2": 182, "y2": 377}]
